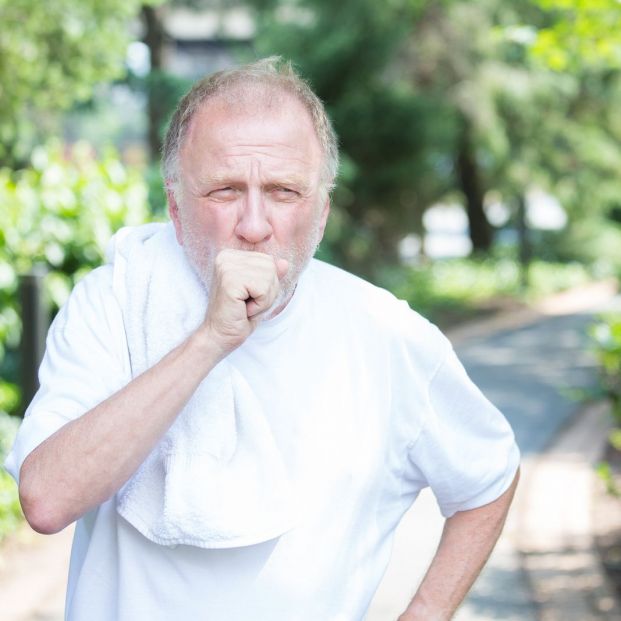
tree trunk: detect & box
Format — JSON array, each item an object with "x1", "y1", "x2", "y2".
[
  {"x1": 516, "y1": 193, "x2": 531, "y2": 290},
  {"x1": 142, "y1": 5, "x2": 166, "y2": 160},
  {"x1": 456, "y1": 120, "x2": 492, "y2": 253}
]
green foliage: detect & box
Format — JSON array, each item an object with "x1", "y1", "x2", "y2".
[
  {"x1": 0, "y1": 412, "x2": 19, "y2": 462},
  {"x1": 529, "y1": 0, "x2": 621, "y2": 71},
  {"x1": 0, "y1": 412, "x2": 23, "y2": 543},
  {"x1": 589, "y1": 313, "x2": 621, "y2": 425},
  {"x1": 0, "y1": 141, "x2": 150, "y2": 305},
  {"x1": 247, "y1": 0, "x2": 621, "y2": 279},
  {"x1": 596, "y1": 461, "x2": 620, "y2": 497},
  {"x1": 379, "y1": 257, "x2": 594, "y2": 323},
  {"x1": 143, "y1": 70, "x2": 194, "y2": 144},
  {"x1": 588, "y1": 312, "x2": 621, "y2": 495},
  {"x1": 536, "y1": 219, "x2": 621, "y2": 276},
  {"x1": 0, "y1": 141, "x2": 151, "y2": 416},
  {"x1": 0, "y1": 0, "x2": 162, "y2": 164}
]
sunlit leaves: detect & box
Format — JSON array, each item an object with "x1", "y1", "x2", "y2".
[
  {"x1": 529, "y1": 0, "x2": 621, "y2": 70},
  {"x1": 0, "y1": 142, "x2": 151, "y2": 423},
  {"x1": 0, "y1": 0, "x2": 163, "y2": 163},
  {"x1": 0, "y1": 141, "x2": 150, "y2": 301}
]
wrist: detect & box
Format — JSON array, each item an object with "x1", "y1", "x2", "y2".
[
  {"x1": 398, "y1": 599, "x2": 450, "y2": 621},
  {"x1": 188, "y1": 325, "x2": 229, "y2": 369}
]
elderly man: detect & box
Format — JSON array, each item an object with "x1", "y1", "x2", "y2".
[{"x1": 5, "y1": 57, "x2": 519, "y2": 621}]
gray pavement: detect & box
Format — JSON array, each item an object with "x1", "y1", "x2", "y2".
[
  {"x1": 456, "y1": 312, "x2": 599, "y2": 620},
  {"x1": 462, "y1": 311, "x2": 602, "y2": 455}
]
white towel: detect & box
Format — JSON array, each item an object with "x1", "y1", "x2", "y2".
[{"x1": 106, "y1": 222, "x2": 296, "y2": 548}]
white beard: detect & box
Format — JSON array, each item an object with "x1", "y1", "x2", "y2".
[{"x1": 177, "y1": 214, "x2": 323, "y2": 319}]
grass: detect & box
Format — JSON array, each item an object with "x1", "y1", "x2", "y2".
[{"x1": 380, "y1": 257, "x2": 601, "y2": 327}]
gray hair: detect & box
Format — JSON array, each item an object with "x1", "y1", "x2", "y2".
[{"x1": 161, "y1": 56, "x2": 339, "y2": 196}]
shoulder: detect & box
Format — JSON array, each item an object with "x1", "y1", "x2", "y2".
[
  {"x1": 306, "y1": 259, "x2": 401, "y2": 313},
  {"x1": 306, "y1": 259, "x2": 449, "y2": 352},
  {"x1": 56, "y1": 265, "x2": 113, "y2": 322},
  {"x1": 56, "y1": 265, "x2": 116, "y2": 331}
]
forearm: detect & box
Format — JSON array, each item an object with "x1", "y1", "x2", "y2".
[
  {"x1": 19, "y1": 327, "x2": 223, "y2": 534},
  {"x1": 398, "y1": 470, "x2": 520, "y2": 621}
]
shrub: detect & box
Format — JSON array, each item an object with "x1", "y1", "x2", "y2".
[
  {"x1": 588, "y1": 313, "x2": 621, "y2": 496},
  {"x1": 378, "y1": 256, "x2": 595, "y2": 323},
  {"x1": 0, "y1": 140, "x2": 152, "y2": 417},
  {"x1": 0, "y1": 412, "x2": 22, "y2": 543},
  {"x1": 589, "y1": 314, "x2": 621, "y2": 425}
]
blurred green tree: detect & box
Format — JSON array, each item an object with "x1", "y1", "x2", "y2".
[
  {"x1": 402, "y1": 0, "x2": 577, "y2": 272},
  {"x1": 530, "y1": 0, "x2": 621, "y2": 71},
  {"x1": 518, "y1": 0, "x2": 621, "y2": 271},
  {"x1": 244, "y1": 0, "x2": 621, "y2": 278},
  {"x1": 0, "y1": 0, "x2": 162, "y2": 167},
  {"x1": 399, "y1": 0, "x2": 621, "y2": 274},
  {"x1": 400, "y1": 1, "x2": 615, "y2": 246}
]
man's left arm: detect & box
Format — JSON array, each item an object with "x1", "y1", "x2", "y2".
[{"x1": 398, "y1": 468, "x2": 520, "y2": 621}]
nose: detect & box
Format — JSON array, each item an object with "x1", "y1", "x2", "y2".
[{"x1": 234, "y1": 188, "x2": 273, "y2": 245}]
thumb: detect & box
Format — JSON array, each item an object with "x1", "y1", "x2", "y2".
[{"x1": 275, "y1": 258, "x2": 289, "y2": 280}]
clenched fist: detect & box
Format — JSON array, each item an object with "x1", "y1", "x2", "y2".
[{"x1": 201, "y1": 249, "x2": 289, "y2": 358}]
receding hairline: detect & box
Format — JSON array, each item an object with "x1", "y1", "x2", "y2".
[
  {"x1": 180, "y1": 86, "x2": 323, "y2": 164},
  {"x1": 162, "y1": 57, "x2": 339, "y2": 194}
]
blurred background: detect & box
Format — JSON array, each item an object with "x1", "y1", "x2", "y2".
[{"x1": 1, "y1": 0, "x2": 621, "y2": 619}]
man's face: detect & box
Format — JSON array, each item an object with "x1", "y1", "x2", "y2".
[{"x1": 168, "y1": 92, "x2": 330, "y2": 310}]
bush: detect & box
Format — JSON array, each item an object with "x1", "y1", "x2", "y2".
[
  {"x1": 0, "y1": 412, "x2": 22, "y2": 543},
  {"x1": 536, "y1": 219, "x2": 621, "y2": 279},
  {"x1": 378, "y1": 256, "x2": 595, "y2": 322},
  {"x1": 0, "y1": 140, "x2": 152, "y2": 416},
  {"x1": 588, "y1": 313, "x2": 621, "y2": 496},
  {"x1": 589, "y1": 314, "x2": 621, "y2": 425}
]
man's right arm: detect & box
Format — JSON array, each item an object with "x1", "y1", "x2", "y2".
[
  {"x1": 18, "y1": 249, "x2": 288, "y2": 535},
  {"x1": 19, "y1": 326, "x2": 222, "y2": 534}
]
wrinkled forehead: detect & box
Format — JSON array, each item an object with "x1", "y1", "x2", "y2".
[
  {"x1": 191, "y1": 84, "x2": 317, "y2": 138},
  {"x1": 181, "y1": 86, "x2": 323, "y2": 177}
]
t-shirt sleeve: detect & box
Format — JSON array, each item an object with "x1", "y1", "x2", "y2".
[
  {"x1": 3, "y1": 266, "x2": 130, "y2": 484},
  {"x1": 407, "y1": 341, "x2": 520, "y2": 518}
]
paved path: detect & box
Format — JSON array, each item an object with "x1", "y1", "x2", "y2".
[
  {"x1": 462, "y1": 311, "x2": 602, "y2": 455},
  {"x1": 367, "y1": 281, "x2": 621, "y2": 620},
  {"x1": 2, "y1": 281, "x2": 620, "y2": 621}
]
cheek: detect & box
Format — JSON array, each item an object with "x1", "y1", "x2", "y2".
[
  {"x1": 279, "y1": 207, "x2": 316, "y2": 235},
  {"x1": 193, "y1": 205, "x2": 238, "y2": 242},
  {"x1": 274, "y1": 219, "x2": 306, "y2": 247}
]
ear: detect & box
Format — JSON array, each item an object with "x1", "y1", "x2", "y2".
[
  {"x1": 317, "y1": 195, "x2": 331, "y2": 239},
  {"x1": 166, "y1": 183, "x2": 184, "y2": 245}
]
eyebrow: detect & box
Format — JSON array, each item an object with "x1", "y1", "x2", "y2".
[{"x1": 197, "y1": 173, "x2": 312, "y2": 191}]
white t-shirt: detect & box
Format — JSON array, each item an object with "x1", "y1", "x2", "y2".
[{"x1": 5, "y1": 244, "x2": 520, "y2": 621}]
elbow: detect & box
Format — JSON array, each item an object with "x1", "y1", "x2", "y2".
[
  {"x1": 19, "y1": 488, "x2": 68, "y2": 535},
  {"x1": 18, "y1": 467, "x2": 70, "y2": 535},
  {"x1": 24, "y1": 515, "x2": 64, "y2": 536}
]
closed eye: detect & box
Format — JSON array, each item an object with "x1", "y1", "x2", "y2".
[
  {"x1": 270, "y1": 187, "x2": 300, "y2": 200},
  {"x1": 208, "y1": 187, "x2": 237, "y2": 200}
]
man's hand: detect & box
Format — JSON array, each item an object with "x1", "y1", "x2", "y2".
[{"x1": 202, "y1": 249, "x2": 289, "y2": 357}]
